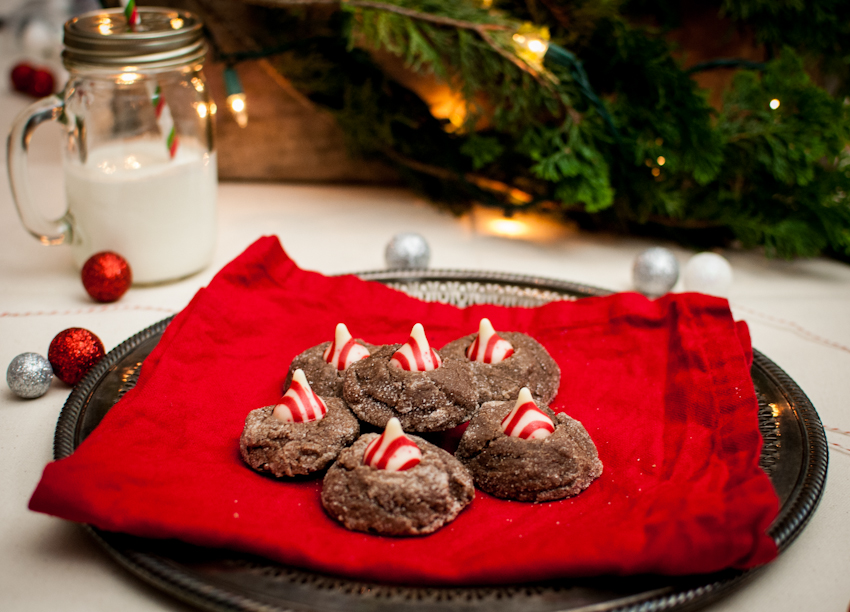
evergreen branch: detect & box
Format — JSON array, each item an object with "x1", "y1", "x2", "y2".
[
  {"x1": 476, "y1": 28, "x2": 552, "y2": 85},
  {"x1": 251, "y1": 0, "x2": 510, "y2": 31},
  {"x1": 194, "y1": 0, "x2": 850, "y2": 258},
  {"x1": 349, "y1": 1, "x2": 510, "y2": 32},
  {"x1": 383, "y1": 148, "x2": 568, "y2": 212},
  {"x1": 545, "y1": 43, "x2": 620, "y2": 145},
  {"x1": 252, "y1": 0, "x2": 554, "y2": 86},
  {"x1": 351, "y1": 1, "x2": 556, "y2": 90}
]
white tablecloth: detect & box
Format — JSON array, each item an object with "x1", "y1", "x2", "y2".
[{"x1": 1, "y1": 12, "x2": 849, "y2": 611}]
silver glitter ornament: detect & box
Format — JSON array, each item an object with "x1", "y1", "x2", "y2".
[
  {"x1": 6, "y1": 352, "x2": 53, "y2": 399},
  {"x1": 683, "y1": 252, "x2": 733, "y2": 297},
  {"x1": 632, "y1": 247, "x2": 679, "y2": 297},
  {"x1": 385, "y1": 232, "x2": 430, "y2": 269}
]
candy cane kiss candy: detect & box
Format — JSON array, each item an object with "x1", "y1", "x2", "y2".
[
  {"x1": 273, "y1": 369, "x2": 328, "y2": 423},
  {"x1": 501, "y1": 387, "x2": 555, "y2": 440},
  {"x1": 466, "y1": 318, "x2": 514, "y2": 364},
  {"x1": 323, "y1": 323, "x2": 370, "y2": 370},
  {"x1": 363, "y1": 417, "x2": 422, "y2": 471},
  {"x1": 390, "y1": 323, "x2": 441, "y2": 371}
]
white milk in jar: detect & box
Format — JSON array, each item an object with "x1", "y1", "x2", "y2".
[
  {"x1": 8, "y1": 8, "x2": 217, "y2": 283},
  {"x1": 64, "y1": 141, "x2": 217, "y2": 284}
]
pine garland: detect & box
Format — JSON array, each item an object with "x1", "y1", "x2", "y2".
[{"x1": 203, "y1": 0, "x2": 850, "y2": 259}]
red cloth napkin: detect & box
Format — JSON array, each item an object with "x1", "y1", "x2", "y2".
[{"x1": 30, "y1": 236, "x2": 779, "y2": 585}]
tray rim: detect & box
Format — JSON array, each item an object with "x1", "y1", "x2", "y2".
[{"x1": 50, "y1": 268, "x2": 829, "y2": 612}]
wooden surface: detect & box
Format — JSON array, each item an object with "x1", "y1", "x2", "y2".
[
  {"x1": 205, "y1": 59, "x2": 399, "y2": 183},
  {"x1": 159, "y1": 0, "x2": 399, "y2": 183}
]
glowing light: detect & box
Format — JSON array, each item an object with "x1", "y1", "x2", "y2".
[
  {"x1": 224, "y1": 66, "x2": 248, "y2": 128},
  {"x1": 770, "y1": 99, "x2": 780, "y2": 110},
  {"x1": 657, "y1": 156, "x2": 666, "y2": 166},
  {"x1": 228, "y1": 93, "x2": 248, "y2": 128},
  {"x1": 97, "y1": 160, "x2": 116, "y2": 175},
  {"x1": 651, "y1": 167, "x2": 661, "y2": 177},
  {"x1": 118, "y1": 72, "x2": 139, "y2": 84},
  {"x1": 170, "y1": 17, "x2": 184, "y2": 29},
  {"x1": 488, "y1": 218, "x2": 530, "y2": 238},
  {"x1": 429, "y1": 91, "x2": 468, "y2": 133},
  {"x1": 209, "y1": 102, "x2": 217, "y2": 115},
  {"x1": 528, "y1": 39, "x2": 547, "y2": 54},
  {"x1": 98, "y1": 18, "x2": 113, "y2": 35},
  {"x1": 471, "y1": 204, "x2": 574, "y2": 242},
  {"x1": 196, "y1": 102, "x2": 208, "y2": 118},
  {"x1": 191, "y1": 77, "x2": 205, "y2": 92},
  {"x1": 511, "y1": 23, "x2": 550, "y2": 65}
]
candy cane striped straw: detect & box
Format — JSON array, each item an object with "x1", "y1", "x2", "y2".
[
  {"x1": 152, "y1": 84, "x2": 179, "y2": 159},
  {"x1": 123, "y1": 0, "x2": 140, "y2": 29}
]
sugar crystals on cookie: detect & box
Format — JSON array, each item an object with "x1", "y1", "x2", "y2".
[
  {"x1": 285, "y1": 324, "x2": 376, "y2": 398},
  {"x1": 343, "y1": 323, "x2": 478, "y2": 432},
  {"x1": 456, "y1": 389, "x2": 602, "y2": 502},
  {"x1": 240, "y1": 369, "x2": 359, "y2": 478},
  {"x1": 321, "y1": 418, "x2": 474, "y2": 535}
]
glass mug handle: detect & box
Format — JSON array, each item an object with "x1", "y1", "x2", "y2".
[{"x1": 7, "y1": 94, "x2": 72, "y2": 245}]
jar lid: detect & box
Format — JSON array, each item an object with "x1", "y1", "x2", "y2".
[{"x1": 63, "y1": 7, "x2": 206, "y2": 70}]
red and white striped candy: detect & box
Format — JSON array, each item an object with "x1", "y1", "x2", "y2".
[
  {"x1": 322, "y1": 323, "x2": 370, "y2": 370},
  {"x1": 390, "y1": 323, "x2": 441, "y2": 371},
  {"x1": 124, "y1": 0, "x2": 140, "y2": 28},
  {"x1": 466, "y1": 318, "x2": 515, "y2": 364},
  {"x1": 363, "y1": 417, "x2": 422, "y2": 471},
  {"x1": 500, "y1": 387, "x2": 555, "y2": 440},
  {"x1": 273, "y1": 369, "x2": 328, "y2": 423}
]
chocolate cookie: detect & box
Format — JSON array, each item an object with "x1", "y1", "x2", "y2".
[
  {"x1": 322, "y1": 433, "x2": 475, "y2": 535},
  {"x1": 455, "y1": 400, "x2": 602, "y2": 502},
  {"x1": 440, "y1": 331, "x2": 560, "y2": 404},
  {"x1": 285, "y1": 339, "x2": 375, "y2": 398},
  {"x1": 342, "y1": 344, "x2": 478, "y2": 432},
  {"x1": 240, "y1": 397, "x2": 360, "y2": 477}
]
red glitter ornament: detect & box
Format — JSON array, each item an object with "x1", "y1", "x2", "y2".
[
  {"x1": 10, "y1": 62, "x2": 35, "y2": 93},
  {"x1": 48, "y1": 328, "x2": 106, "y2": 386},
  {"x1": 10, "y1": 63, "x2": 54, "y2": 97},
  {"x1": 28, "y1": 68, "x2": 55, "y2": 97},
  {"x1": 81, "y1": 251, "x2": 132, "y2": 303}
]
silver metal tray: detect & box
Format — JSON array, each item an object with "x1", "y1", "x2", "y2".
[{"x1": 53, "y1": 269, "x2": 828, "y2": 612}]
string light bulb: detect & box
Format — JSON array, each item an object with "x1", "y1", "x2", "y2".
[
  {"x1": 511, "y1": 23, "x2": 550, "y2": 67},
  {"x1": 224, "y1": 66, "x2": 248, "y2": 128},
  {"x1": 769, "y1": 98, "x2": 780, "y2": 110}
]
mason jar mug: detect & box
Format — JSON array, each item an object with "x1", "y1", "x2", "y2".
[{"x1": 8, "y1": 7, "x2": 217, "y2": 284}]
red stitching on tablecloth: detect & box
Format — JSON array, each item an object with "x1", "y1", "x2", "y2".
[
  {"x1": 0, "y1": 305, "x2": 178, "y2": 318},
  {"x1": 731, "y1": 303, "x2": 850, "y2": 354},
  {"x1": 829, "y1": 441, "x2": 850, "y2": 456},
  {"x1": 826, "y1": 427, "x2": 850, "y2": 457}
]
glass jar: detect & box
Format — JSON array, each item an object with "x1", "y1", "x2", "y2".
[{"x1": 8, "y1": 7, "x2": 217, "y2": 284}]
